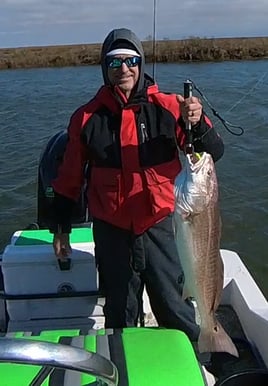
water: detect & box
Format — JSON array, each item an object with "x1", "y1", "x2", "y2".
[{"x1": 0, "y1": 60, "x2": 267, "y2": 296}]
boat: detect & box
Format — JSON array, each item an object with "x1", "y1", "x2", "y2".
[{"x1": 0, "y1": 130, "x2": 268, "y2": 386}]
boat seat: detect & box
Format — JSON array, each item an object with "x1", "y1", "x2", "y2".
[{"x1": 0, "y1": 327, "x2": 206, "y2": 385}]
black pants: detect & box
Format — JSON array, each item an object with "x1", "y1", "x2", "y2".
[{"x1": 93, "y1": 215, "x2": 199, "y2": 341}]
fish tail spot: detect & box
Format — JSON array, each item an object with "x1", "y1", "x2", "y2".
[{"x1": 198, "y1": 322, "x2": 239, "y2": 357}]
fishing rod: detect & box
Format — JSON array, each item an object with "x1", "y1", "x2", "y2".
[
  {"x1": 190, "y1": 79, "x2": 244, "y2": 136},
  {"x1": 184, "y1": 80, "x2": 194, "y2": 154},
  {"x1": 151, "y1": 2, "x2": 243, "y2": 137},
  {"x1": 152, "y1": 0, "x2": 157, "y2": 80}
]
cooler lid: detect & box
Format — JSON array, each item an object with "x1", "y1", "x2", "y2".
[{"x1": 12, "y1": 227, "x2": 94, "y2": 246}]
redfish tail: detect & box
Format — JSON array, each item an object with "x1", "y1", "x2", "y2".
[{"x1": 198, "y1": 321, "x2": 239, "y2": 358}]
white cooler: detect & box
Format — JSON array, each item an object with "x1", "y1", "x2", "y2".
[{"x1": 1, "y1": 227, "x2": 103, "y2": 323}]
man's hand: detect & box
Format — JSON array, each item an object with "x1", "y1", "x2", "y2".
[
  {"x1": 176, "y1": 95, "x2": 203, "y2": 125},
  {"x1": 53, "y1": 233, "x2": 72, "y2": 260}
]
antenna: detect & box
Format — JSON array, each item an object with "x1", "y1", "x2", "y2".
[{"x1": 152, "y1": 0, "x2": 157, "y2": 80}]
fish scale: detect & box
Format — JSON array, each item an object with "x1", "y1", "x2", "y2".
[{"x1": 173, "y1": 151, "x2": 239, "y2": 357}]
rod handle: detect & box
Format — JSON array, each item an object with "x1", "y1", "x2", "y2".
[{"x1": 183, "y1": 80, "x2": 194, "y2": 153}]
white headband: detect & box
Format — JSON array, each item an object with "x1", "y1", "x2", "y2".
[{"x1": 106, "y1": 48, "x2": 140, "y2": 57}]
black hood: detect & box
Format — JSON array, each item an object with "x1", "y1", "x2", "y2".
[{"x1": 101, "y1": 28, "x2": 145, "y2": 93}]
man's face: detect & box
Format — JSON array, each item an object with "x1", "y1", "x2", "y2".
[{"x1": 107, "y1": 55, "x2": 140, "y2": 98}]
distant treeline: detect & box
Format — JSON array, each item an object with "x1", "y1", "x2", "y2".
[{"x1": 0, "y1": 37, "x2": 268, "y2": 70}]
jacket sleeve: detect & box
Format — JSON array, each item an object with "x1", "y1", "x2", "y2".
[
  {"x1": 177, "y1": 112, "x2": 224, "y2": 162},
  {"x1": 52, "y1": 110, "x2": 89, "y2": 199},
  {"x1": 49, "y1": 110, "x2": 89, "y2": 234},
  {"x1": 48, "y1": 192, "x2": 75, "y2": 234}
]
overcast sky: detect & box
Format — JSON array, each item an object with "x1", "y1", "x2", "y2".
[{"x1": 0, "y1": 0, "x2": 268, "y2": 48}]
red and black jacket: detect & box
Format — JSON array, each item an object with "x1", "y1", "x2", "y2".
[{"x1": 50, "y1": 77, "x2": 224, "y2": 234}]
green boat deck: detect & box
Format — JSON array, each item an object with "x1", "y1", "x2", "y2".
[{"x1": 0, "y1": 327, "x2": 205, "y2": 385}]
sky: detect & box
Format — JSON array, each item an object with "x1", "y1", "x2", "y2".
[{"x1": 0, "y1": 0, "x2": 268, "y2": 48}]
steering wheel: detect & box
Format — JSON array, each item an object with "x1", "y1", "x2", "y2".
[{"x1": 0, "y1": 337, "x2": 118, "y2": 386}]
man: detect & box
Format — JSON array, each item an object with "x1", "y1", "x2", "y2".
[{"x1": 50, "y1": 28, "x2": 224, "y2": 342}]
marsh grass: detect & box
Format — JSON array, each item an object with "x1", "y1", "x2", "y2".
[{"x1": 1, "y1": 37, "x2": 268, "y2": 70}]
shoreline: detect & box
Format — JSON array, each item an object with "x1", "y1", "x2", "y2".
[{"x1": 0, "y1": 36, "x2": 268, "y2": 70}]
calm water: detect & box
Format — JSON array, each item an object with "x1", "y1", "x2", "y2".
[{"x1": 0, "y1": 61, "x2": 268, "y2": 296}]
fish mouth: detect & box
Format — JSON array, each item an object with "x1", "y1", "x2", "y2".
[
  {"x1": 187, "y1": 152, "x2": 206, "y2": 172},
  {"x1": 188, "y1": 152, "x2": 204, "y2": 165}
]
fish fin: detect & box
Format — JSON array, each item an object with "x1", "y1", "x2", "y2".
[
  {"x1": 182, "y1": 211, "x2": 191, "y2": 220},
  {"x1": 182, "y1": 284, "x2": 193, "y2": 300},
  {"x1": 198, "y1": 321, "x2": 239, "y2": 358}
]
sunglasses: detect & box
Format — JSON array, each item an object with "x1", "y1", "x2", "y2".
[{"x1": 106, "y1": 56, "x2": 141, "y2": 69}]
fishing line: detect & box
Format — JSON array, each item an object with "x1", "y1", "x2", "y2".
[
  {"x1": 152, "y1": 0, "x2": 157, "y2": 80},
  {"x1": 225, "y1": 71, "x2": 267, "y2": 114},
  {"x1": 189, "y1": 79, "x2": 245, "y2": 136},
  {"x1": 151, "y1": 1, "x2": 244, "y2": 137}
]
